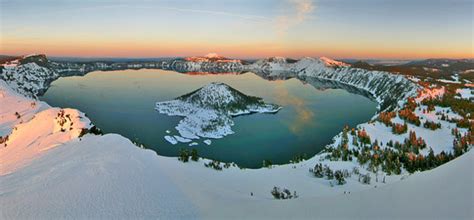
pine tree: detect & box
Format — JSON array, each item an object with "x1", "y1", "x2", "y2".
[
  {"x1": 335, "y1": 170, "x2": 346, "y2": 185},
  {"x1": 312, "y1": 163, "x2": 324, "y2": 178},
  {"x1": 325, "y1": 166, "x2": 334, "y2": 179},
  {"x1": 191, "y1": 149, "x2": 199, "y2": 161}
]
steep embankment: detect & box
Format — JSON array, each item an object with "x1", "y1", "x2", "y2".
[
  {"x1": 250, "y1": 57, "x2": 419, "y2": 110},
  {"x1": 0, "y1": 59, "x2": 58, "y2": 98}
]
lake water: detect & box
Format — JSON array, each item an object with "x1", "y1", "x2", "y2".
[{"x1": 41, "y1": 69, "x2": 377, "y2": 168}]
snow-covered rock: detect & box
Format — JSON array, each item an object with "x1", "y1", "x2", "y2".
[
  {"x1": 164, "y1": 135, "x2": 178, "y2": 145},
  {"x1": 203, "y1": 139, "x2": 212, "y2": 145},
  {"x1": 156, "y1": 82, "x2": 281, "y2": 140},
  {"x1": 0, "y1": 60, "x2": 58, "y2": 98}
]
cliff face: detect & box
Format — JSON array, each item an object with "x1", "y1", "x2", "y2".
[
  {"x1": 0, "y1": 61, "x2": 58, "y2": 98},
  {"x1": 0, "y1": 54, "x2": 418, "y2": 110},
  {"x1": 248, "y1": 56, "x2": 418, "y2": 111},
  {"x1": 297, "y1": 66, "x2": 418, "y2": 111}
]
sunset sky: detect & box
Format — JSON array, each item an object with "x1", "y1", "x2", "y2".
[{"x1": 1, "y1": 0, "x2": 473, "y2": 59}]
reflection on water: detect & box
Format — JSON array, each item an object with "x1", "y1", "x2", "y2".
[
  {"x1": 273, "y1": 83, "x2": 314, "y2": 135},
  {"x1": 41, "y1": 69, "x2": 377, "y2": 168}
]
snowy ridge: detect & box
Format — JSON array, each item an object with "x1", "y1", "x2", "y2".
[
  {"x1": 168, "y1": 59, "x2": 244, "y2": 73},
  {"x1": 247, "y1": 56, "x2": 297, "y2": 72},
  {"x1": 0, "y1": 80, "x2": 92, "y2": 174},
  {"x1": 298, "y1": 65, "x2": 419, "y2": 110},
  {"x1": 248, "y1": 56, "x2": 419, "y2": 110},
  {"x1": 0, "y1": 55, "x2": 418, "y2": 110},
  {"x1": 0, "y1": 62, "x2": 58, "y2": 98},
  {"x1": 156, "y1": 82, "x2": 281, "y2": 141},
  {"x1": 320, "y1": 56, "x2": 350, "y2": 67}
]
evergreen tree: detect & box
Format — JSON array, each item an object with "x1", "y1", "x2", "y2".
[
  {"x1": 334, "y1": 170, "x2": 346, "y2": 185},
  {"x1": 191, "y1": 148, "x2": 199, "y2": 161}
]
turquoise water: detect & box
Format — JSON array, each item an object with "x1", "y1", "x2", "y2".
[{"x1": 41, "y1": 69, "x2": 377, "y2": 168}]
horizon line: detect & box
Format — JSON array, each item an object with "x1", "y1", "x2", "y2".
[{"x1": 2, "y1": 53, "x2": 473, "y2": 61}]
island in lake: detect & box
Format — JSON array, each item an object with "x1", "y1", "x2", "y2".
[{"x1": 155, "y1": 82, "x2": 282, "y2": 145}]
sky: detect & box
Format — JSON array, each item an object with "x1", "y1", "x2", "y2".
[{"x1": 0, "y1": 0, "x2": 473, "y2": 59}]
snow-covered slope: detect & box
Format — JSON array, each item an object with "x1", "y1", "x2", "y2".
[
  {"x1": 0, "y1": 80, "x2": 92, "y2": 175},
  {"x1": 298, "y1": 65, "x2": 418, "y2": 110},
  {"x1": 1, "y1": 120, "x2": 471, "y2": 219},
  {"x1": 0, "y1": 134, "x2": 198, "y2": 219},
  {"x1": 198, "y1": 149, "x2": 474, "y2": 219},
  {"x1": 0, "y1": 80, "x2": 50, "y2": 136},
  {"x1": 247, "y1": 56, "x2": 298, "y2": 72},
  {"x1": 0, "y1": 61, "x2": 58, "y2": 98},
  {"x1": 156, "y1": 82, "x2": 281, "y2": 140}
]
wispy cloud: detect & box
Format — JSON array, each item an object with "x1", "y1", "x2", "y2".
[
  {"x1": 276, "y1": 0, "x2": 315, "y2": 36},
  {"x1": 158, "y1": 6, "x2": 270, "y2": 22}
]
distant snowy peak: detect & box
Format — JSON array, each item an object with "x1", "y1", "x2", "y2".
[
  {"x1": 184, "y1": 53, "x2": 241, "y2": 63},
  {"x1": 319, "y1": 57, "x2": 349, "y2": 67},
  {"x1": 204, "y1": 53, "x2": 224, "y2": 59}
]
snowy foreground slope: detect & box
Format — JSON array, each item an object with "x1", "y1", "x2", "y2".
[
  {"x1": 0, "y1": 78, "x2": 473, "y2": 219},
  {"x1": 1, "y1": 132, "x2": 472, "y2": 219}
]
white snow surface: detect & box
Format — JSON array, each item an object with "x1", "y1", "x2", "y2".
[
  {"x1": 1, "y1": 130, "x2": 472, "y2": 219},
  {"x1": 164, "y1": 135, "x2": 178, "y2": 145},
  {"x1": 456, "y1": 88, "x2": 474, "y2": 100},
  {"x1": 0, "y1": 134, "x2": 198, "y2": 219}
]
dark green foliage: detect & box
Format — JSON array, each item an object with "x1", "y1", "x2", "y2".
[
  {"x1": 324, "y1": 165, "x2": 334, "y2": 179},
  {"x1": 204, "y1": 160, "x2": 223, "y2": 170},
  {"x1": 89, "y1": 126, "x2": 103, "y2": 135},
  {"x1": 334, "y1": 170, "x2": 346, "y2": 185},
  {"x1": 262, "y1": 159, "x2": 273, "y2": 168},
  {"x1": 290, "y1": 153, "x2": 307, "y2": 163},
  {"x1": 391, "y1": 122, "x2": 408, "y2": 134},
  {"x1": 271, "y1": 186, "x2": 298, "y2": 200},
  {"x1": 0, "y1": 135, "x2": 9, "y2": 145},
  {"x1": 191, "y1": 148, "x2": 199, "y2": 161},
  {"x1": 178, "y1": 149, "x2": 190, "y2": 162},
  {"x1": 360, "y1": 173, "x2": 371, "y2": 184},
  {"x1": 310, "y1": 163, "x2": 324, "y2": 178},
  {"x1": 78, "y1": 126, "x2": 102, "y2": 137},
  {"x1": 423, "y1": 120, "x2": 441, "y2": 130}
]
